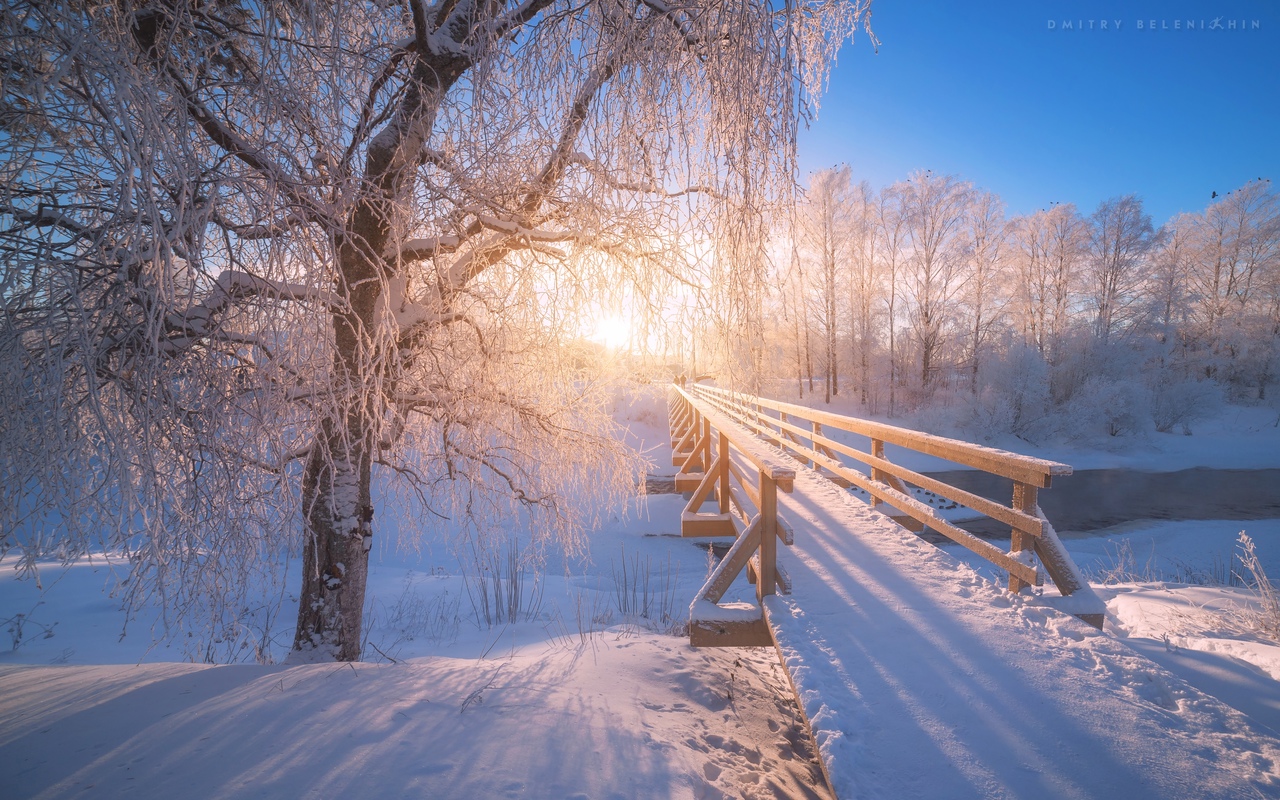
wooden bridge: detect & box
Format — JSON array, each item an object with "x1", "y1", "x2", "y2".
[
  {"x1": 670, "y1": 382, "x2": 1103, "y2": 650},
  {"x1": 664, "y1": 384, "x2": 1280, "y2": 799}
]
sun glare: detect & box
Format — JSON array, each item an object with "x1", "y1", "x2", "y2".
[{"x1": 591, "y1": 314, "x2": 632, "y2": 351}]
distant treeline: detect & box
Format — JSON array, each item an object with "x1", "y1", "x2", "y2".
[{"x1": 770, "y1": 168, "x2": 1278, "y2": 440}]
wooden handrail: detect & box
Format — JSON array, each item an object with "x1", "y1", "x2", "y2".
[
  {"x1": 692, "y1": 383, "x2": 1071, "y2": 487},
  {"x1": 674, "y1": 386, "x2": 796, "y2": 487}
]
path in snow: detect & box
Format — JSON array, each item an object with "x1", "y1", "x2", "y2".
[{"x1": 757, "y1": 453, "x2": 1280, "y2": 799}]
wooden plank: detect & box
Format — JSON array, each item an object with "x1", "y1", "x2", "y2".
[
  {"x1": 674, "y1": 473, "x2": 705, "y2": 492},
  {"x1": 777, "y1": 514, "x2": 794, "y2": 546},
  {"x1": 681, "y1": 512, "x2": 738, "y2": 538},
  {"x1": 810, "y1": 453, "x2": 1042, "y2": 587},
  {"x1": 683, "y1": 456, "x2": 721, "y2": 513},
  {"x1": 690, "y1": 615, "x2": 771, "y2": 648},
  {"x1": 670, "y1": 424, "x2": 695, "y2": 465},
  {"x1": 722, "y1": 405, "x2": 1046, "y2": 540},
  {"x1": 1009, "y1": 483, "x2": 1036, "y2": 593},
  {"x1": 775, "y1": 562, "x2": 792, "y2": 595},
  {"x1": 701, "y1": 399, "x2": 1044, "y2": 584},
  {"x1": 718, "y1": 432, "x2": 730, "y2": 514},
  {"x1": 748, "y1": 555, "x2": 793, "y2": 596},
  {"x1": 1031, "y1": 510, "x2": 1089, "y2": 600},
  {"x1": 672, "y1": 387, "x2": 796, "y2": 489}
]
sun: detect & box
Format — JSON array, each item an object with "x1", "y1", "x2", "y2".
[{"x1": 591, "y1": 313, "x2": 632, "y2": 351}]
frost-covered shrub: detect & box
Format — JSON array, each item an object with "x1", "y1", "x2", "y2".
[
  {"x1": 1149, "y1": 375, "x2": 1221, "y2": 433},
  {"x1": 961, "y1": 345, "x2": 1054, "y2": 442},
  {"x1": 1234, "y1": 532, "x2": 1280, "y2": 642},
  {"x1": 1071, "y1": 376, "x2": 1150, "y2": 438},
  {"x1": 612, "y1": 384, "x2": 668, "y2": 430}
]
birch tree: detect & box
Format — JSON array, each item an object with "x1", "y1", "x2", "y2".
[
  {"x1": 959, "y1": 189, "x2": 1008, "y2": 393},
  {"x1": 1186, "y1": 179, "x2": 1280, "y2": 387},
  {"x1": 1012, "y1": 204, "x2": 1085, "y2": 366},
  {"x1": 798, "y1": 165, "x2": 853, "y2": 403},
  {"x1": 900, "y1": 170, "x2": 971, "y2": 394},
  {"x1": 876, "y1": 182, "x2": 908, "y2": 415},
  {"x1": 846, "y1": 179, "x2": 877, "y2": 408},
  {"x1": 0, "y1": 0, "x2": 872, "y2": 660},
  {"x1": 1088, "y1": 194, "x2": 1155, "y2": 345}
]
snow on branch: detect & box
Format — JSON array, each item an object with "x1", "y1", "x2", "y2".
[
  {"x1": 636, "y1": 0, "x2": 706, "y2": 49},
  {"x1": 388, "y1": 211, "x2": 577, "y2": 264},
  {"x1": 388, "y1": 233, "x2": 464, "y2": 262},
  {"x1": 375, "y1": 273, "x2": 469, "y2": 334},
  {"x1": 565, "y1": 153, "x2": 723, "y2": 199},
  {"x1": 165, "y1": 270, "x2": 340, "y2": 339},
  {"x1": 1, "y1": 203, "x2": 90, "y2": 235}
]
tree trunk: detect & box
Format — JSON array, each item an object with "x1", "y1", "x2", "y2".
[
  {"x1": 293, "y1": 244, "x2": 382, "y2": 661},
  {"x1": 293, "y1": 415, "x2": 374, "y2": 661}
]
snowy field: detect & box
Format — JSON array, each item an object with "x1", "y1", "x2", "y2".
[
  {"x1": 0, "y1": 389, "x2": 834, "y2": 800},
  {"x1": 4, "y1": 386, "x2": 1280, "y2": 797}
]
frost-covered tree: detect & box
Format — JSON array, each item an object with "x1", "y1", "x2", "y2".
[
  {"x1": 899, "y1": 170, "x2": 971, "y2": 394},
  {"x1": 1185, "y1": 179, "x2": 1280, "y2": 393},
  {"x1": 875, "y1": 182, "x2": 909, "y2": 415},
  {"x1": 1087, "y1": 194, "x2": 1156, "y2": 345},
  {"x1": 845, "y1": 179, "x2": 878, "y2": 408},
  {"x1": 797, "y1": 165, "x2": 855, "y2": 403},
  {"x1": 0, "y1": 0, "x2": 872, "y2": 660},
  {"x1": 1010, "y1": 205, "x2": 1085, "y2": 365},
  {"x1": 959, "y1": 189, "x2": 1008, "y2": 393}
]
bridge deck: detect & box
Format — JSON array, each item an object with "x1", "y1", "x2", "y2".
[{"x1": 734, "y1": 449, "x2": 1280, "y2": 799}]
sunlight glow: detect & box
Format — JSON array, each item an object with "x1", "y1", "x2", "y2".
[{"x1": 591, "y1": 314, "x2": 632, "y2": 351}]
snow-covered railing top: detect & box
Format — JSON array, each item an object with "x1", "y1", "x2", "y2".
[
  {"x1": 672, "y1": 386, "x2": 795, "y2": 489},
  {"x1": 692, "y1": 383, "x2": 1071, "y2": 487}
]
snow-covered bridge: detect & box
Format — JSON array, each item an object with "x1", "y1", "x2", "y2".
[{"x1": 669, "y1": 385, "x2": 1280, "y2": 799}]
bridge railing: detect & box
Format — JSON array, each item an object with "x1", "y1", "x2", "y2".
[
  {"x1": 677, "y1": 383, "x2": 1104, "y2": 628},
  {"x1": 669, "y1": 385, "x2": 798, "y2": 647}
]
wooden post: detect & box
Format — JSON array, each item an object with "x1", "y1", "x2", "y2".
[
  {"x1": 870, "y1": 438, "x2": 885, "y2": 508},
  {"x1": 758, "y1": 470, "x2": 777, "y2": 601},
  {"x1": 701, "y1": 415, "x2": 712, "y2": 474},
  {"x1": 686, "y1": 408, "x2": 704, "y2": 472},
  {"x1": 718, "y1": 432, "x2": 730, "y2": 514},
  {"x1": 1009, "y1": 482, "x2": 1036, "y2": 593},
  {"x1": 810, "y1": 421, "x2": 821, "y2": 469}
]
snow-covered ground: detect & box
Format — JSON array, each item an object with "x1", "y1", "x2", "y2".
[
  {"x1": 4, "y1": 386, "x2": 1280, "y2": 798},
  {"x1": 0, "y1": 387, "x2": 833, "y2": 799}
]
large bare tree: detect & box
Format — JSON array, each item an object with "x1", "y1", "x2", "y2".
[{"x1": 1, "y1": 0, "x2": 872, "y2": 660}]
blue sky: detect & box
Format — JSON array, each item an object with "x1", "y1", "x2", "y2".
[{"x1": 799, "y1": 0, "x2": 1280, "y2": 225}]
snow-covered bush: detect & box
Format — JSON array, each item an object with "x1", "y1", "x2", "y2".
[
  {"x1": 1149, "y1": 375, "x2": 1222, "y2": 434},
  {"x1": 959, "y1": 345, "x2": 1054, "y2": 442},
  {"x1": 1071, "y1": 376, "x2": 1150, "y2": 438}
]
